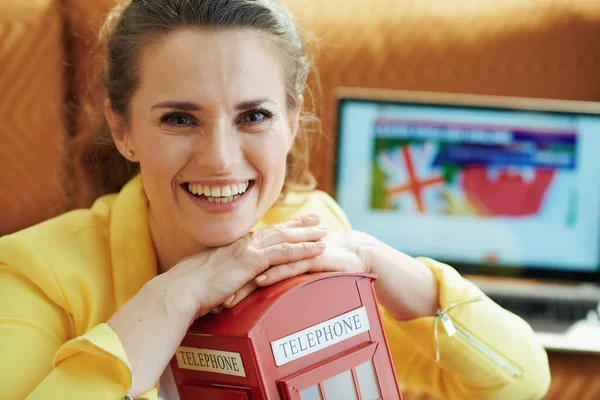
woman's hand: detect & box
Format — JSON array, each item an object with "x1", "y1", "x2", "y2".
[
  {"x1": 218, "y1": 230, "x2": 376, "y2": 309},
  {"x1": 251, "y1": 230, "x2": 441, "y2": 322},
  {"x1": 107, "y1": 214, "x2": 326, "y2": 397},
  {"x1": 247, "y1": 230, "x2": 376, "y2": 285}
]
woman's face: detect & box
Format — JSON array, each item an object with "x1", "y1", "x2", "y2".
[{"x1": 110, "y1": 29, "x2": 299, "y2": 247}]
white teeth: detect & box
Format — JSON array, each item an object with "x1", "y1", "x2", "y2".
[
  {"x1": 198, "y1": 194, "x2": 240, "y2": 204},
  {"x1": 186, "y1": 181, "x2": 251, "y2": 199}
]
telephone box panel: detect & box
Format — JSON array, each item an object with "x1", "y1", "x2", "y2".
[
  {"x1": 179, "y1": 385, "x2": 253, "y2": 400},
  {"x1": 172, "y1": 273, "x2": 403, "y2": 399}
]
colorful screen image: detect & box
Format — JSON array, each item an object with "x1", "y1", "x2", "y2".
[
  {"x1": 335, "y1": 99, "x2": 600, "y2": 272},
  {"x1": 371, "y1": 118, "x2": 578, "y2": 226}
]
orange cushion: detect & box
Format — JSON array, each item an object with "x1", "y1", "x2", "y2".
[
  {"x1": 0, "y1": 0, "x2": 68, "y2": 235},
  {"x1": 63, "y1": 0, "x2": 121, "y2": 208}
]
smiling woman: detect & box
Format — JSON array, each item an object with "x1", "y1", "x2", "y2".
[
  {"x1": 87, "y1": 0, "x2": 315, "y2": 202},
  {"x1": 0, "y1": 1, "x2": 551, "y2": 400},
  {"x1": 105, "y1": 27, "x2": 300, "y2": 252}
]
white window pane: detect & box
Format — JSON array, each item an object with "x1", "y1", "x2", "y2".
[
  {"x1": 322, "y1": 370, "x2": 358, "y2": 400},
  {"x1": 355, "y1": 360, "x2": 381, "y2": 400},
  {"x1": 300, "y1": 384, "x2": 322, "y2": 400}
]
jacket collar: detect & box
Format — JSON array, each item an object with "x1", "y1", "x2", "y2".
[{"x1": 110, "y1": 175, "x2": 157, "y2": 308}]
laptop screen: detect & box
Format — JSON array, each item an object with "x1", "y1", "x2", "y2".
[{"x1": 335, "y1": 93, "x2": 600, "y2": 282}]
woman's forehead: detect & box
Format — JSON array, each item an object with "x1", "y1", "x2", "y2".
[{"x1": 135, "y1": 29, "x2": 287, "y2": 108}]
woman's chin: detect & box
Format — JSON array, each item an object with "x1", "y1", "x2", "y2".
[{"x1": 193, "y1": 227, "x2": 250, "y2": 248}]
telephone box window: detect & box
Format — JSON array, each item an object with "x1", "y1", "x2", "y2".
[
  {"x1": 322, "y1": 369, "x2": 359, "y2": 399},
  {"x1": 300, "y1": 384, "x2": 323, "y2": 400},
  {"x1": 279, "y1": 342, "x2": 390, "y2": 400},
  {"x1": 355, "y1": 360, "x2": 382, "y2": 400}
]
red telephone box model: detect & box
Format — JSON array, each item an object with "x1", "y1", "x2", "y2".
[{"x1": 171, "y1": 272, "x2": 403, "y2": 399}]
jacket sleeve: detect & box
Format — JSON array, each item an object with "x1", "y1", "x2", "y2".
[
  {"x1": 382, "y1": 258, "x2": 551, "y2": 400},
  {"x1": 0, "y1": 235, "x2": 156, "y2": 400}
]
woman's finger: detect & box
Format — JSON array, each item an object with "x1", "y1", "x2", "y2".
[
  {"x1": 261, "y1": 241, "x2": 326, "y2": 266},
  {"x1": 223, "y1": 281, "x2": 258, "y2": 309},
  {"x1": 256, "y1": 226, "x2": 327, "y2": 248},
  {"x1": 253, "y1": 214, "x2": 321, "y2": 247},
  {"x1": 255, "y1": 256, "x2": 324, "y2": 286},
  {"x1": 211, "y1": 304, "x2": 225, "y2": 314}
]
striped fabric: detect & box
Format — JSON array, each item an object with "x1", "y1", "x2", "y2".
[
  {"x1": 64, "y1": 0, "x2": 120, "y2": 208},
  {"x1": 0, "y1": 0, "x2": 68, "y2": 235}
]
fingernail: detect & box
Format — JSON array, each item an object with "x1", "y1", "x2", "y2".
[
  {"x1": 307, "y1": 213, "x2": 321, "y2": 220},
  {"x1": 316, "y1": 242, "x2": 327, "y2": 249},
  {"x1": 224, "y1": 295, "x2": 235, "y2": 306},
  {"x1": 256, "y1": 275, "x2": 267, "y2": 283}
]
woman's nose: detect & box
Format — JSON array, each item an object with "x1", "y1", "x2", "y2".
[{"x1": 196, "y1": 123, "x2": 242, "y2": 173}]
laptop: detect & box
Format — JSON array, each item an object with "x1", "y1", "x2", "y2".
[{"x1": 333, "y1": 87, "x2": 600, "y2": 353}]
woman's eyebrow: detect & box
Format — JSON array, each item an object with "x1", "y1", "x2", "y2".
[
  {"x1": 151, "y1": 101, "x2": 201, "y2": 111},
  {"x1": 150, "y1": 99, "x2": 275, "y2": 111},
  {"x1": 235, "y1": 99, "x2": 274, "y2": 111}
]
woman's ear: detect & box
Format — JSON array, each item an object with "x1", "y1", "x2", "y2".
[
  {"x1": 287, "y1": 94, "x2": 304, "y2": 150},
  {"x1": 104, "y1": 99, "x2": 137, "y2": 161}
]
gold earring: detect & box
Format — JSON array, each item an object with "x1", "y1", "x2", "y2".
[{"x1": 127, "y1": 149, "x2": 134, "y2": 158}]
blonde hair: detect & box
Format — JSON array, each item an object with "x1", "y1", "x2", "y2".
[{"x1": 83, "y1": 0, "x2": 319, "y2": 196}]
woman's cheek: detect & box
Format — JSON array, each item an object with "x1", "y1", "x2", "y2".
[
  {"x1": 147, "y1": 136, "x2": 194, "y2": 171},
  {"x1": 249, "y1": 132, "x2": 288, "y2": 169}
]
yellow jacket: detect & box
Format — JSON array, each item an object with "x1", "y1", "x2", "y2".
[{"x1": 0, "y1": 176, "x2": 550, "y2": 400}]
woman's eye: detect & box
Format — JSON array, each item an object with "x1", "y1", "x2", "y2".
[
  {"x1": 240, "y1": 109, "x2": 274, "y2": 124},
  {"x1": 161, "y1": 113, "x2": 195, "y2": 126},
  {"x1": 242, "y1": 112, "x2": 265, "y2": 123}
]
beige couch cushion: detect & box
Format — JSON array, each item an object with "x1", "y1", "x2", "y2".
[{"x1": 0, "y1": 0, "x2": 68, "y2": 235}]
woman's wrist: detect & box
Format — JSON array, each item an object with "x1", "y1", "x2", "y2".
[
  {"x1": 107, "y1": 277, "x2": 194, "y2": 397},
  {"x1": 366, "y1": 242, "x2": 440, "y2": 320}
]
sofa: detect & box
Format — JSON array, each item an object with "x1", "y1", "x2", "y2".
[
  {"x1": 2, "y1": 0, "x2": 600, "y2": 237},
  {"x1": 1, "y1": 0, "x2": 600, "y2": 398}
]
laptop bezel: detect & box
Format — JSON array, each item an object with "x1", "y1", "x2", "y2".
[{"x1": 332, "y1": 87, "x2": 600, "y2": 284}]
